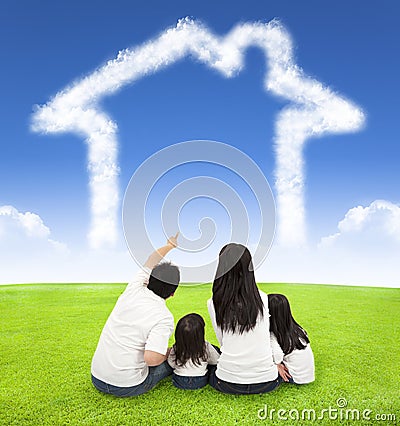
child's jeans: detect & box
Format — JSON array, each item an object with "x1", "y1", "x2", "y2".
[{"x1": 172, "y1": 372, "x2": 208, "y2": 390}]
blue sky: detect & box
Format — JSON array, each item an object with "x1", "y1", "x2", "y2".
[{"x1": 0, "y1": 1, "x2": 399, "y2": 285}]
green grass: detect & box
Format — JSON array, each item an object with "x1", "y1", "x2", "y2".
[{"x1": 1, "y1": 283, "x2": 399, "y2": 425}]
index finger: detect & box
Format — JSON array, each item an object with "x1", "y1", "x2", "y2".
[{"x1": 174, "y1": 231, "x2": 180, "y2": 239}]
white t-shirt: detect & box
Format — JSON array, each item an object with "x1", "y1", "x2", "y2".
[
  {"x1": 91, "y1": 267, "x2": 174, "y2": 387},
  {"x1": 167, "y1": 341, "x2": 220, "y2": 377},
  {"x1": 270, "y1": 332, "x2": 315, "y2": 384},
  {"x1": 207, "y1": 290, "x2": 278, "y2": 384}
]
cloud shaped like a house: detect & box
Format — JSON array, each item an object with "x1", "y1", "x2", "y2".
[{"x1": 32, "y1": 17, "x2": 365, "y2": 249}]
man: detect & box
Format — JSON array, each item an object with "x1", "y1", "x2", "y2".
[{"x1": 91, "y1": 233, "x2": 179, "y2": 397}]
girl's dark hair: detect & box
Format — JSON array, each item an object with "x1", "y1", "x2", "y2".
[
  {"x1": 212, "y1": 243, "x2": 264, "y2": 334},
  {"x1": 173, "y1": 313, "x2": 207, "y2": 367},
  {"x1": 268, "y1": 293, "x2": 309, "y2": 355}
]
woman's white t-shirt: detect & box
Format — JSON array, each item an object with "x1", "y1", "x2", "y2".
[
  {"x1": 207, "y1": 290, "x2": 278, "y2": 384},
  {"x1": 270, "y1": 332, "x2": 315, "y2": 384},
  {"x1": 167, "y1": 341, "x2": 220, "y2": 376}
]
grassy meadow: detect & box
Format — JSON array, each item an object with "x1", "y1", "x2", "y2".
[{"x1": 0, "y1": 282, "x2": 399, "y2": 425}]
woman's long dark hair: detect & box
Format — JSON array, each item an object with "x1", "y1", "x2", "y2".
[
  {"x1": 212, "y1": 243, "x2": 264, "y2": 334},
  {"x1": 268, "y1": 294, "x2": 309, "y2": 355},
  {"x1": 173, "y1": 313, "x2": 207, "y2": 367}
]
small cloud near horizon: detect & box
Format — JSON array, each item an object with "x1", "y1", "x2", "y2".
[
  {"x1": 319, "y1": 199, "x2": 400, "y2": 250},
  {"x1": 1, "y1": 201, "x2": 399, "y2": 287}
]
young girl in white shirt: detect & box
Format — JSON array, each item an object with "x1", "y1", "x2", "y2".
[
  {"x1": 268, "y1": 294, "x2": 315, "y2": 385},
  {"x1": 168, "y1": 313, "x2": 220, "y2": 390}
]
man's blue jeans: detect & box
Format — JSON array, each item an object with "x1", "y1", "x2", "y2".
[{"x1": 91, "y1": 361, "x2": 173, "y2": 397}]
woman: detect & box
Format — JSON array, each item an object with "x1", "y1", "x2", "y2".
[{"x1": 207, "y1": 243, "x2": 280, "y2": 394}]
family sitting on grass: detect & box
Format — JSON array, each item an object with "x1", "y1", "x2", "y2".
[{"x1": 91, "y1": 234, "x2": 314, "y2": 396}]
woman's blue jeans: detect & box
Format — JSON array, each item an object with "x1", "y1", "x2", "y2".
[{"x1": 208, "y1": 365, "x2": 280, "y2": 395}]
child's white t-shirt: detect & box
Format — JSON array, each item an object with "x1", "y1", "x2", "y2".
[
  {"x1": 168, "y1": 341, "x2": 220, "y2": 377},
  {"x1": 270, "y1": 332, "x2": 315, "y2": 384}
]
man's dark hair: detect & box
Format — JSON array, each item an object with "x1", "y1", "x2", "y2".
[{"x1": 147, "y1": 262, "x2": 180, "y2": 299}]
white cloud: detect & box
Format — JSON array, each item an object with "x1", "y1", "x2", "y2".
[
  {"x1": 0, "y1": 205, "x2": 137, "y2": 284},
  {"x1": 253, "y1": 200, "x2": 400, "y2": 288},
  {"x1": 31, "y1": 17, "x2": 364, "y2": 249},
  {"x1": 0, "y1": 205, "x2": 50, "y2": 238},
  {"x1": 0, "y1": 205, "x2": 70, "y2": 283},
  {"x1": 0, "y1": 205, "x2": 68, "y2": 251},
  {"x1": 1, "y1": 202, "x2": 399, "y2": 287},
  {"x1": 320, "y1": 200, "x2": 400, "y2": 247}
]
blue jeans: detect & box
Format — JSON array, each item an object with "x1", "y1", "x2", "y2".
[
  {"x1": 278, "y1": 375, "x2": 296, "y2": 384},
  {"x1": 172, "y1": 373, "x2": 208, "y2": 390},
  {"x1": 208, "y1": 365, "x2": 280, "y2": 395},
  {"x1": 91, "y1": 361, "x2": 173, "y2": 397}
]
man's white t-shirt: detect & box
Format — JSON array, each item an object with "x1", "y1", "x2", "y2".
[
  {"x1": 91, "y1": 267, "x2": 174, "y2": 387},
  {"x1": 270, "y1": 332, "x2": 315, "y2": 384},
  {"x1": 167, "y1": 341, "x2": 220, "y2": 377},
  {"x1": 207, "y1": 290, "x2": 278, "y2": 384}
]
